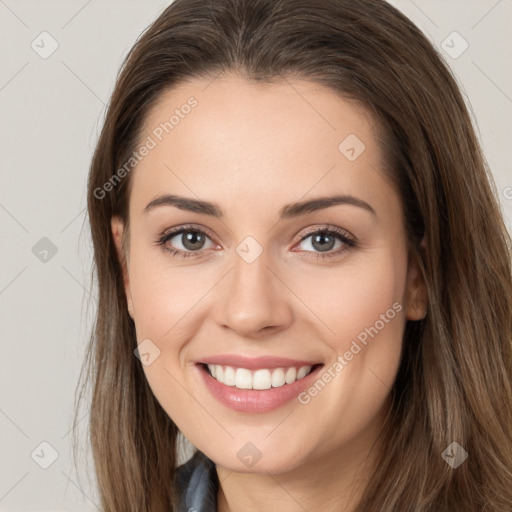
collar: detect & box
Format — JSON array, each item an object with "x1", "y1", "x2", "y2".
[{"x1": 175, "y1": 450, "x2": 219, "y2": 512}]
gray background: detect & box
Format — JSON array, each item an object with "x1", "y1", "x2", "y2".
[{"x1": 0, "y1": 0, "x2": 511, "y2": 510}]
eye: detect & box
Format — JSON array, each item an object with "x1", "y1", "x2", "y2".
[
  {"x1": 155, "y1": 224, "x2": 357, "y2": 260},
  {"x1": 156, "y1": 225, "x2": 217, "y2": 259},
  {"x1": 294, "y1": 226, "x2": 356, "y2": 259}
]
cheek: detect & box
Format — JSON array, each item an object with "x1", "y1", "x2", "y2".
[
  {"x1": 127, "y1": 242, "x2": 408, "y2": 463},
  {"x1": 128, "y1": 246, "x2": 206, "y2": 341},
  {"x1": 290, "y1": 255, "x2": 407, "y2": 444},
  {"x1": 127, "y1": 252, "x2": 203, "y2": 421},
  {"x1": 291, "y1": 253, "x2": 407, "y2": 351},
  {"x1": 129, "y1": 242, "x2": 408, "y2": 366}
]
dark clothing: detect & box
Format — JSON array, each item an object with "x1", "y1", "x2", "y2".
[{"x1": 175, "y1": 450, "x2": 219, "y2": 512}]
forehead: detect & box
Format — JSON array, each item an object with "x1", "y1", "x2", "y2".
[{"x1": 129, "y1": 74, "x2": 387, "y2": 216}]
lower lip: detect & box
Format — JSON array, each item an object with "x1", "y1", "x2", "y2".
[{"x1": 196, "y1": 363, "x2": 324, "y2": 413}]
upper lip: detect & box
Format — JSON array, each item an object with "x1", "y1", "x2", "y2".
[{"x1": 197, "y1": 354, "x2": 322, "y2": 370}]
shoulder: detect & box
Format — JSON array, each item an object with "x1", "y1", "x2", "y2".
[{"x1": 175, "y1": 450, "x2": 219, "y2": 512}]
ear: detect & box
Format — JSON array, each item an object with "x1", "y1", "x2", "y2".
[
  {"x1": 111, "y1": 216, "x2": 134, "y2": 319},
  {"x1": 404, "y1": 237, "x2": 428, "y2": 321}
]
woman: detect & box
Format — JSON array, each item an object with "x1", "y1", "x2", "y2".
[{"x1": 75, "y1": 0, "x2": 512, "y2": 510}]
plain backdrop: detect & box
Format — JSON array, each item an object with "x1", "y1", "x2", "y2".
[{"x1": 0, "y1": 0, "x2": 511, "y2": 510}]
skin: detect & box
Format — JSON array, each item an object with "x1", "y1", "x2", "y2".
[{"x1": 111, "y1": 73, "x2": 427, "y2": 512}]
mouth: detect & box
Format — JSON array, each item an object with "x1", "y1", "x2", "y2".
[
  {"x1": 199, "y1": 362, "x2": 323, "y2": 390},
  {"x1": 196, "y1": 360, "x2": 325, "y2": 413},
  {"x1": 194, "y1": 353, "x2": 325, "y2": 412}
]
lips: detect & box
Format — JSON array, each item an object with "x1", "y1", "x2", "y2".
[{"x1": 195, "y1": 354, "x2": 325, "y2": 413}]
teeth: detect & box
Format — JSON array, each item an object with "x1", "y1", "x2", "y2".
[
  {"x1": 271, "y1": 368, "x2": 285, "y2": 387},
  {"x1": 285, "y1": 367, "x2": 296, "y2": 384},
  {"x1": 206, "y1": 364, "x2": 313, "y2": 390},
  {"x1": 236, "y1": 368, "x2": 252, "y2": 389},
  {"x1": 253, "y1": 369, "x2": 272, "y2": 390},
  {"x1": 296, "y1": 366, "x2": 310, "y2": 379},
  {"x1": 223, "y1": 366, "x2": 236, "y2": 386}
]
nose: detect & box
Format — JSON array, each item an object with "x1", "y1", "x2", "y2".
[{"x1": 212, "y1": 249, "x2": 294, "y2": 339}]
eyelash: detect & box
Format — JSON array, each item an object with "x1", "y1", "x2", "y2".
[{"x1": 155, "y1": 224, "x2": 357, "y2": 260}]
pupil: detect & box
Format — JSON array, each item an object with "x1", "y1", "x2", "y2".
[
  {"x1": 313, "y1": 233, "x2": 334, "y2": 252},
  {"x1": 183, "y1": 231, "x2": 204, "y2": 250}
]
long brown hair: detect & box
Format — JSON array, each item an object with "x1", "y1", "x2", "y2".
[{"x1": 75, "y1": 0, "x2": 512, "y2": 510}]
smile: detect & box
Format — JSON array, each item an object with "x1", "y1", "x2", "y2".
[
  {"x1": 196, "y1": 359, "x2": 324, "y2": 413},
  {"x1": 204, "y1": 364, "x2": 315, "y2": 390}
]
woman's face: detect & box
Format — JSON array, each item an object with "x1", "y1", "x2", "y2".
[{"x1": 111, "y1": 74, "x2": 426, "y2": 474}]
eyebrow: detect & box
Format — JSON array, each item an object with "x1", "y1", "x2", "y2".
[{"x1": 143, "y1": 193, "x2": 376, "y2": 219}]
